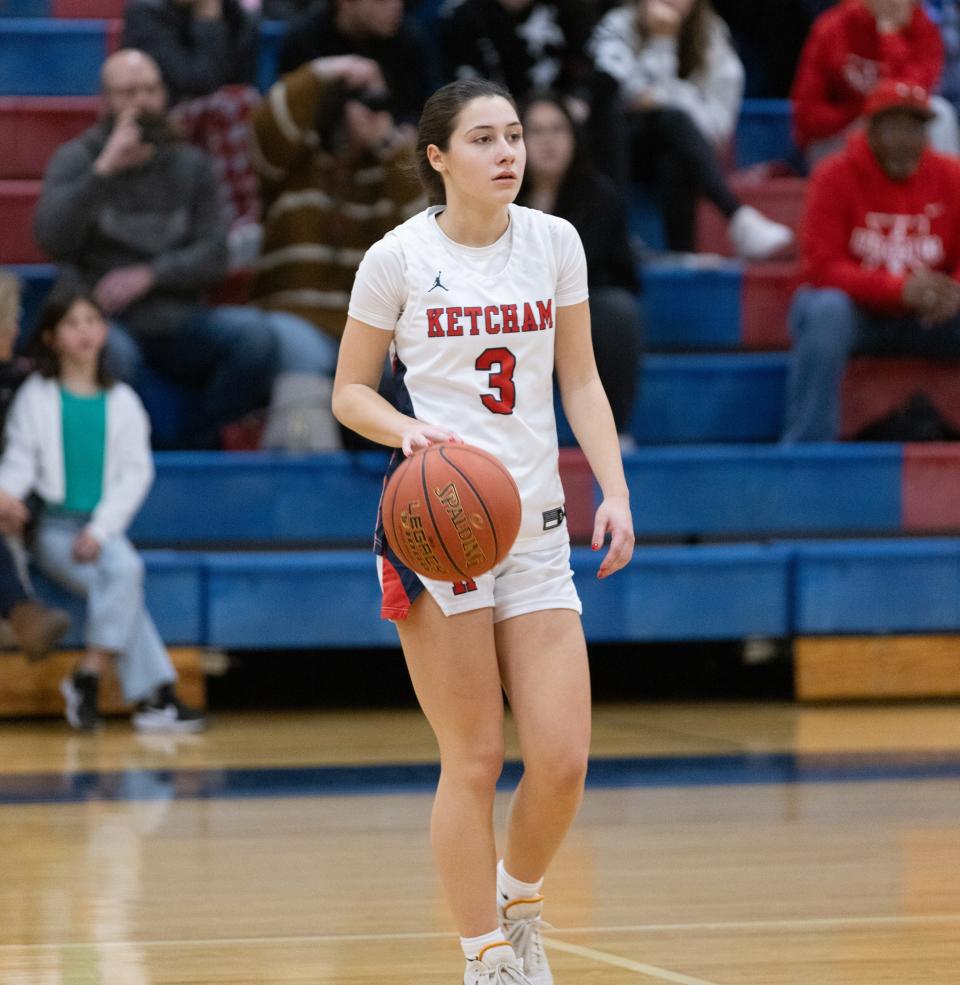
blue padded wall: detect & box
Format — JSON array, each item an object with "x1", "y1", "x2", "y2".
[{"x1": 791, "y1": 539, "x2": 960, "y2": 634}]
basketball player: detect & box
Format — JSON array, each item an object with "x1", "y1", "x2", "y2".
[{"x1": 333, "y1": 79, "x2": 635, "y2": 985}]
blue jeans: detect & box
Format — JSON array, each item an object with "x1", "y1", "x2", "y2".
[
  {"x1": 33, "y1": 515, "x2": 175, "y2": 703},
  {"x1": 107, "y1": 305, "x2": 279, "y2": 438},
  {"x1": 781, "y1": 287, "x2": 960, "y2": 442}
]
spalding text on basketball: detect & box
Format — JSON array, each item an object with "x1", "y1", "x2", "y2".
[{"x1": 434, "y1": 482, "x2": 487, "y2": 569}]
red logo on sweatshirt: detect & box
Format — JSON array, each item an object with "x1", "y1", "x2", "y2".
[{"x1": 850, "y1": 211, "x2": 945, "y2": 275}]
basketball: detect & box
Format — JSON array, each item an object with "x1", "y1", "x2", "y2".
[{"x1": 383, "y1": 442, "x2": 522, "y2": 582}]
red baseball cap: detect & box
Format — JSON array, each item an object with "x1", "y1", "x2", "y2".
[{"x1": 864, "y1": 79, "x2": 936, "y2": 121}]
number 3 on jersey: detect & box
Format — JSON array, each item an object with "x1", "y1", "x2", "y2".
[{"x1": 475, "y1": 347, "x2": 516, "y2": 415}]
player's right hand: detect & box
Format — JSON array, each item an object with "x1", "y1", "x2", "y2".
[
  {"x1": 93, "y1": 109, "x2": 155, "y2": 177},
  {"x1": 400, "y1": 423, "x2": 463, "y2": 457}
]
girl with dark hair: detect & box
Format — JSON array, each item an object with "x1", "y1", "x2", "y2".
[
  {"x1": 590, "y1": 0, "x2": 794, "y2": 257},
  {"x1": 0, "y1": 287, "x2": 205, "y2": 733},
  {"x1": 519, "y1": 91, "x2": 644, "y2": 443},
  {"x1": 334, "y1": 78, "x2": 635, "y2": 984}
]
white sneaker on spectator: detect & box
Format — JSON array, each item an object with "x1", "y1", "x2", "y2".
[
  {"x1": 728, "y1": 205, "x2": 794, "y2": 260},
  {"x1": 463, "y1": 943, "x2": 533, "y2": 985}
]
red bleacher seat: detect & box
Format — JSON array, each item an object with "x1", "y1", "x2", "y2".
[
  {"x1": 53, "y1": 0, "x2": 124, "y2": 17},
  {"x1": 696, "y1": 174, "x2": 807, "y2": 258},
  {"x1": 0, "y1": 97, "x2": 99, "y2": 180},
  {"x1": 902, "y1": 444, "x2": 960, "y2": 530},
  {"x1": 840, "y1": 357, "x2": 960, "y2": 438},
  {"x1": 0, "y1": 180, "x2": 43, "y2": 263},
  {"x1": 740, "y1": 261, "x2": 798, "y2": 349}
]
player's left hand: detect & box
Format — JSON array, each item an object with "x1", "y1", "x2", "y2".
[{"x1": 592, "y1": 494, "x2": 634, "y2": 579}]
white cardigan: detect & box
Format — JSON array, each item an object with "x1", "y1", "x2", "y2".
[
  {"x1": 0, "y1": 374, "x2": 155, "y2": 543},
  {"x1": 589, "y1": 5, "x2": 745, "y2": 145}
]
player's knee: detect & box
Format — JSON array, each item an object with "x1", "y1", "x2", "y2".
[
  {"x1": 528, "y1": 738, "x2": 589, "y2": 794},
  {"x1": 443, "y1": 737, "x2": 505, "y2": 792}
]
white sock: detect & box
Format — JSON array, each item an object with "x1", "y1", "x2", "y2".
[
  {"x1": 461, "y1": 927, "x2": 510, "y2": 962},
  {"x1": 497, "y1": 859, "x2": 544, "y2": 903}
]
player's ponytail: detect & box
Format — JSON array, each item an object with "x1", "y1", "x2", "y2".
[{"x1": 416, "y1": 79, "x2": 518, "y2": 205}]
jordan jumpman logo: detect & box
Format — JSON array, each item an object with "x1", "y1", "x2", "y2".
[{"x1": 428, "y1": 271, "x2": 448, "y2": 292}]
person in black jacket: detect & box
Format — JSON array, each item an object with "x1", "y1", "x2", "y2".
[
  {"x1": 121, "y1": 0, "x2": 257, "y2": 105},
  {"x1": 277, "y1": 0, "x2": 430, "y2": 124},
  {"x1": 122, "y1": 0, "x2": 262, "y2": 262},
  {"x1": 518, "y1": 91, "x2": 644, "y2": 443}
]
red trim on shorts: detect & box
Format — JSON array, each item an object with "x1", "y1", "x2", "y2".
[{"x1": 380, "y1": 554, "x2": 412, "y2": 621}]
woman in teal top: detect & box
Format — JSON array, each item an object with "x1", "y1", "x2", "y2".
[{"x1": 0, "y1": 286, "x2": 206, "y2": 733}]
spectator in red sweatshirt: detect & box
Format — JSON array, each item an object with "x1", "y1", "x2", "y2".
[
  {"x1": 782, "y1": 79, "x2": 960, "y2": 441},
  {"x1": 791, "y1": 0, "x2": 959, "y2": 166}
]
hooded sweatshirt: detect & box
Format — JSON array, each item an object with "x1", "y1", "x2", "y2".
[
  {"x1": 801, "y1": 131, "x2": 960, "y2": 312},
  {"x1": 791, "y1": 0, "x2": 943, "y2": 148}
]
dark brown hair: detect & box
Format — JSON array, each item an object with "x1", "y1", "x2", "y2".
[
  {"x1": 29, "y1": 285, "x2": 114, "y2": 388},
  {"x1": 637, "y1": 0, "x2": 715, "y2": 80},
  {"x1": 416, "y1": 79, "x2": 519, "y2": 205}
]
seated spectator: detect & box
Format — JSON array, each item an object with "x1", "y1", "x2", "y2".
[
  {"x1": 518, "y1": 92, "x2": 644, "y2": 446},
  {"x1": 590, "y1": 0, "x2": 794, "y2": 258},
  {"x1": 792, "y1": 0, "x2": 960, "y2": 167},
  {"x1": 0, "y1": 286, "x2": 206, "y2": 732},
  {"x1": 0, "y1": 273, "x2": 70, "y2": 661},
  {"x1": 439, "y1": 0, "x2": 598, "y2": 106},
  {"x1": 249, "y1": 55, "x2": 424, "y2": 448},
  {"x1": 121, "y1": 0, "x2": 263, "y2": 267},
  {"x1": 277, "y1": 0, "x2": 429, "y2": 125},
  {"x1": 34, "y1": 50, "x2": 336, "y2": 450},
  {"x1": 782, "y1": 80, "x2": 960, "y2": 442}
]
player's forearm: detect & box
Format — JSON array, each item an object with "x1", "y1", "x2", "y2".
[
  {"x1": 332, "y1": 382, "x2": 416, "y2": 449},
  {"x1": 560, "y1": 377, "x2": 630, "y2": 501}
]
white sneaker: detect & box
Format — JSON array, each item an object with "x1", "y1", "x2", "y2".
[
  {"x1": 464, "y1": 942, "x2": 534, "y2": 984},
  {"x1": 728, "y1": 205, "x2": 794, "y2": 260},
  {"x1": 499, "y1": 897, "x2": 552, "y2": 985}
]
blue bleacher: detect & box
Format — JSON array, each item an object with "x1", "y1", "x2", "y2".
[
  {"x1": 642, "y1": 260, "x2": 742, "y2": 350},
  {"x1": 791, "y1": 540, "x2": 960, "y2": 635},
  {"x1": 0, "y1": 20, "x2": 111, "y2": 96},
  {"x1": 134, "y1": 447, "x2": 904, "y2": 546},
  {"x1": 624, "y1": 445, "x2": 902, "y2": 537},
  {"x1": 628, "y1": 353, "x2": 787, "y2": 444}
]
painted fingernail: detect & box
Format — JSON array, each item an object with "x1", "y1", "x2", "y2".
[{"x1": 592, "y1": 543, "x2": 599, "y2": 550}]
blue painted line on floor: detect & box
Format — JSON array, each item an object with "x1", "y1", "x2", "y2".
[{"x1": 2, "y1": 751, "x2": 960, "y2": 805}]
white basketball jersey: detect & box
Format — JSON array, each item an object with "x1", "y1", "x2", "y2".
[{"x1": 382, "y1": 205, "x2": 586, "y2": 551}]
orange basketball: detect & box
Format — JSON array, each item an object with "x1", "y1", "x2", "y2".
[{"x1": 383, "y1": 442, "x2": 522, "y2": 582}]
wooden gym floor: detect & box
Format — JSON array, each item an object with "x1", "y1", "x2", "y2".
[{"x1": 2, "y1": 701, "x2": 960, "y2": 984}]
